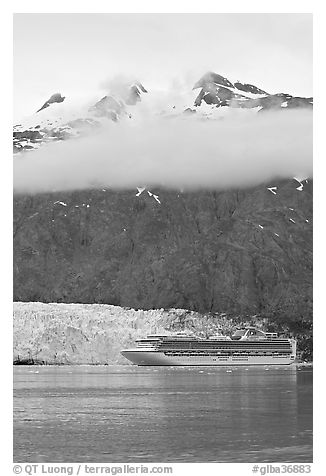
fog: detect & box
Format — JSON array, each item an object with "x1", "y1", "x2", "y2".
[{"x1": 13, "y1": 109, "x2": 312, "y2": 193}]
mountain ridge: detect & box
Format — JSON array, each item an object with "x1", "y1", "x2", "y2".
[{"x1": 13, "y1": 71, "x2": 312, "y2": 154}]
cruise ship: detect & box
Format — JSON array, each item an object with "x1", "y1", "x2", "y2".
[{"x1": 121, "y1": 327, "x2": 296, "y2": 366}]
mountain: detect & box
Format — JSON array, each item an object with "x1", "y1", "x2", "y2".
[
  {"x1": 13, "y1": 80, "x2": 148, "y2": 153},
  {"x1": 13, "y1": 72, "x2": 313, "y2": 349},
  {"x1": 13, "y1": 72, "x2": 312, "y2": 153},
  {"x1": 191, "y1": 71, "x2": 313, "y2": 111},
  {"x1": 13, "y1": 178, "x2": 312, "y2": 317},
  {"x1": 36, "y1": 93, "x2": 66, "y2": 113}
]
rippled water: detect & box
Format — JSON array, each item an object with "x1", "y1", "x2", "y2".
[{"x1": 13, "y1": 365, "x2": 312, "y2": 463}]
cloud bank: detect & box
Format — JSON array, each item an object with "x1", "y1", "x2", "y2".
[{"x1": 13, "y1": 110, "x2": 312, "y2": 194}]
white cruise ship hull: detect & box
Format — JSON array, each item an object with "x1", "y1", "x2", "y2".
[{"x1": 121, "y1": 349, "x2": 295, "y2": 366}]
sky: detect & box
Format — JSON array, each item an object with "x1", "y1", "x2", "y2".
[{"x1": 13, "y1": 13, "x2": 312, "y2": 121}]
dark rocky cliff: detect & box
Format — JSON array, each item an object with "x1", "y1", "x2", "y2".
[{"x1": 13, "y1": 177, "x2": 312, "y2": 325}]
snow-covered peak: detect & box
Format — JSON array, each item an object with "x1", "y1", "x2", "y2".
[
  {"x1": 13, "y1": 82, "x2": 149, "y2": 153},
  {"x1": 191, "y1": 71, "x2": 312, "y2": 111},
  {"x1": 13, "y1": 71, "x2": 313, "y2": 155},
  {"x1": 36, "y1": 93, "x2": 66, "y2": 113}
]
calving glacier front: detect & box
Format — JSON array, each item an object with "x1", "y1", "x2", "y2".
[{"x1": 121, "y1": 327, "x2": 296, "y2": 366}]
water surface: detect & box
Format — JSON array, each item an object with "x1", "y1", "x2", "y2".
[{"x1": 14, "y1": 365, "x2": 312, "y2": 462}]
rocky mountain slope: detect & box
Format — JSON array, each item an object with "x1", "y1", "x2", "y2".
[{"x1": 14, "y1": 178, "x2": 312, "y2": 320}]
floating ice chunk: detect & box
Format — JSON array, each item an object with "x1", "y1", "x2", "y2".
[
  {"x1": 289, "y1": 218, "x2": 296, "y2": 223},
  {"x1": 54, "y1": 201, "x2": 67, "y2": 206},
  {"x1": 86, "y1": 204, "x2": 90, "y2": 208},
  {"x1": 289, "y1": 208, "x2": 294, "y2": 211},
  {"x1": 136, "y1": 187, "x2": 145, "y2": 197},
  {"x1": 281, "y1": 102, "x2": 288, "y2": 108},
  {"x1": 305, "y1": 219, "x2": 309, "y2": 223},
  {"x1": 296, "y1": 183, "x2": 303, "y2": 191},
  {"x1": 258, "y1": 225, "x2": 264, "y2": 229},
  {"x1": 267, "y1": 187, "x2": 277, "y2": 195}
]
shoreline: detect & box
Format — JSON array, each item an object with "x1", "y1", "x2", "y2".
[{"x1": 13, "y1": 361, "x2": 313, "y2": 367}]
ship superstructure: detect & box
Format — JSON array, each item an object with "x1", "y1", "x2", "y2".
[{"x1": 121, "y1": 327, "x2": 296, "y2": 366}]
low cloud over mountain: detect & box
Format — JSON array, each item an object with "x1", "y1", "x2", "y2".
[{"x1": 14, "y1": 109, "x2": 312, "y2": 193}]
